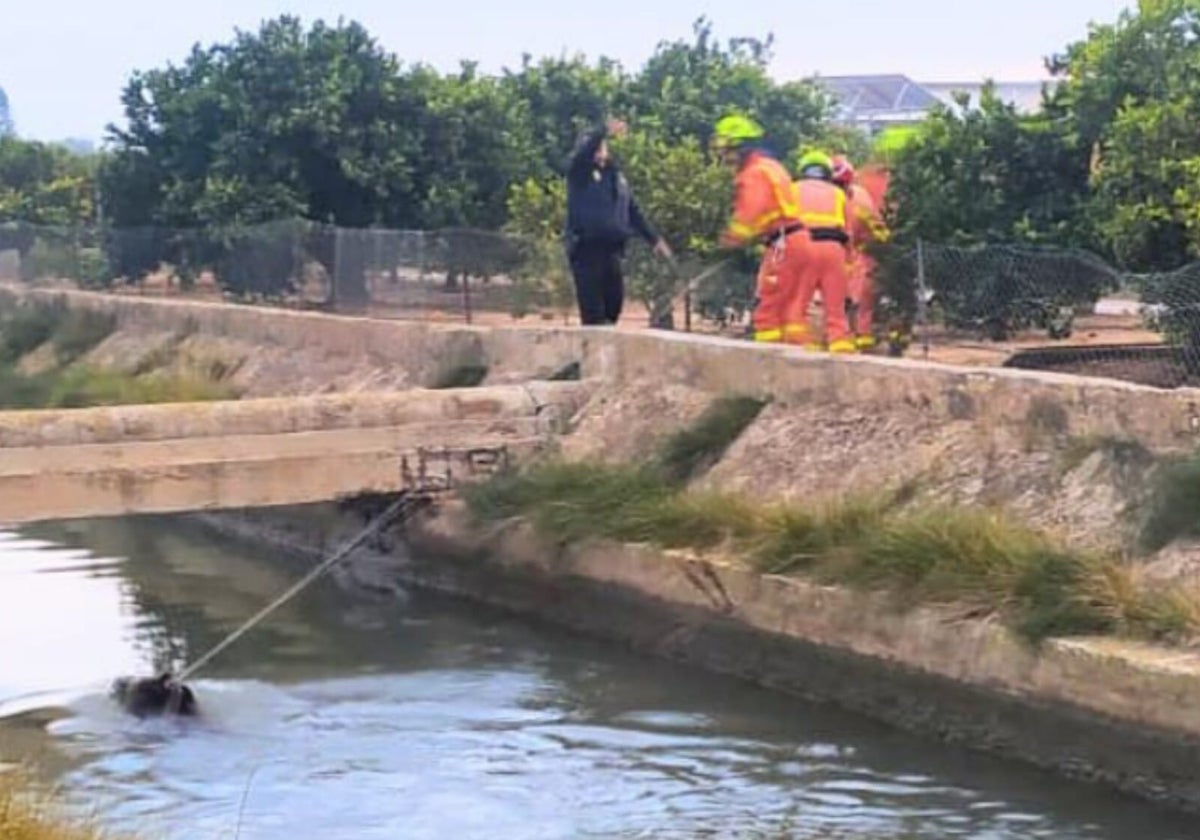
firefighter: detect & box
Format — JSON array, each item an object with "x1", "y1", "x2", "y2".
[
  {"x1": 832, "y1": 154, "x2": 890, "y2": 350},
  {"x1": 787, "y1": 151, "x2": 855, "y2": 352},
  {"x1": 712, "y1": 116, "x2": 850, "y2": 349}
]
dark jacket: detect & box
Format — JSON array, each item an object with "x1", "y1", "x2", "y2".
[{"x1": 564, "y1": 125, "x2": 658, "y2": 253}]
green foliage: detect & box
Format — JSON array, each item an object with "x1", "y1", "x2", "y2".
[
  {"x1": 95, "y1": 15, "x2": 830, "y2": 312},
  {"x1": 627, "y1": 17, "x2": 829, "y2": 153},
  {"x1": 616, "y1": 132, "x2": 735, "y2": 327},
  {"x1": 0, "y1": 301, "x2": 113, "y2": 366},
  {"x1": 0, "y1": 301, "x2": 60, "y2": 362},
  {"x1": 654, "y1": 395, "x2": 767, "y2": 484},
  {"x1": 1141, "y1": 450, "x2": 1200, "y2": 550},
  {"x1": 50, "y1": 309, "x2": 116, "y2": 364},
  {"x1": 885, "y1": 89, "x2": 1087, "y2": 248},
  {"x1": 432, "y1": 364, "x2": 489, "y2": 389},
  {"x1": 879, "y1": 88, "x2": 1113, "y2": 336},
  {"x1": 0, "y1": 137, "x2": 96, "y2": 229},
  {"x1": 467, "y1": 460, "x2": 1199, "y2": 645},
  {"x1": 1046, "y1": 0, "x2": 1200, "y2": 271},
  {"x1": 501, "y1": 55, "x2": 626, "y2": 174}
]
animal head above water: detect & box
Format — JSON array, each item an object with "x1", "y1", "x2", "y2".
[{"x1": 110, "y1": 673, "x2": 198, "y2": 718}]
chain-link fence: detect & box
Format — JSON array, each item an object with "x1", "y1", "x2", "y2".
[
  {"x1": 8, "y1": 220, "x2": 1200, "y2": 388},
  {"x1": 870, "y1": 241, "x2": 1200, "y2": 388},
  {"x1": 0, "y1": 221, "x2": 760, "y2": 331}
]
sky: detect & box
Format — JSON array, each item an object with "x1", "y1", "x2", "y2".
[{"x1": 2, "y1": 0, "x2": 1132, "y2": 142}]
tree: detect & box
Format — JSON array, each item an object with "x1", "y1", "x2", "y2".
[
  {"x1": 628, "y1": 17, "x2": 829, "y2": 155},
  {"x1": 615, "y1": 131, "x2": 735, "y2": 328},
  {"x1": 0, "y1": 87, "x2": 12, "y2": 137},
  {"x1": 102, "y1": 16, "x2": 425, "y2": 298},
  {"x1": 1048, "y1": 0, "x2": 1200, "y2": 270},
  {"x1": 0, "y1": 136, "x2": 96, "y2": 226},
  {"x1": 878, "y1": 89, "x2": 1107, "y2": 337},
  {"x1": 410, "y1": 64, "x2": 540, "y2": 231},
  {"x1": 501, "y1": 55, "x2": 626, "y2": 177}
]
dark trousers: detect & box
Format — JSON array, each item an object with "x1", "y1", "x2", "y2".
[{"x1": 569, "y1": 242, "x2": 624, "y2": 325}]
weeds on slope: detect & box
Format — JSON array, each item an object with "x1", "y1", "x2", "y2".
[
  {"x1": 0, "y1": 302, "x2": 233, "y2": 409},
  {"x1": 653, "y1": 395, "x2": 768, "y2": 484},
  {"x1": 0, "y1": 770, "x2": 129, "y2": 840},
  {"x1": 465, "y1": 460, "x2": 1200, "y2": 645}
]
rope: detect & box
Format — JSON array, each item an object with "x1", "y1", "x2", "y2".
[
  {"x1": 668, "y1": 257, "x2": 734, "y2": 306},
  {"x1": 176, "y1": 493, "x2": 419, "y2": 682}
]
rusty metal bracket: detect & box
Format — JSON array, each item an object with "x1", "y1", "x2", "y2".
[{"x1": 399, "y1": 444, "x2": 511, "y2": 495}]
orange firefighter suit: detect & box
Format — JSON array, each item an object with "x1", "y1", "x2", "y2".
[
  {"x1": 721, "y1": 153, "x2": 852, "y2": 350},
  {"x1": 791, "y1": 177, "x2": 853, "y2": 351},
  {"x1": 844, "y1": 182, "x2": 889, "y2": 349}
]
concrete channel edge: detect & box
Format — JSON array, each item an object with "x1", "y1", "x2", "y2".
[{"x1": 398, "y1": 503, "x2": 1200, "y2": 813}]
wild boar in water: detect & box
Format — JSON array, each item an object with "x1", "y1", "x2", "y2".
[{"x1": 110, "y1": 673, "x2": 197, "y2": 718}]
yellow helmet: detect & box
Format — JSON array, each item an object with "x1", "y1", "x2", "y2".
[
  {"x1": 797, "y1": 150, "x2": 834, "y2": 179},
  {"x1": 712, "y1": 115, "x2": 765, "y2": 151}
]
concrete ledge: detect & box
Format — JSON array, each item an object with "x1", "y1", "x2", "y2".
[
  {"x1": 0, "y1": 425, "x2": 545, "y2": 524},
  {"x1": 402, "y1": 505, "x2": 1200, "y2": 811},
  {"x1": 9, "y1": 285, "x2": 1200, "y2": 450},
  {"x1": 0, "y1": 382, "x2": 591, "y2": 448}
]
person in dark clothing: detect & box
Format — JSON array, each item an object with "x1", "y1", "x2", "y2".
[{"x1": 564, "y1": 118, "x2": 671, "y2": 325}]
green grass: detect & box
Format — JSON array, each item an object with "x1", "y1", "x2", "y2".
[
  {"x1": 0, "y1": 302, "x2": 232, "y2": 410},
  {"x1": 0, "y1": 363, "x2": 235, "y2": 410},
  {"x1": 50, "y1": 309, "x2": 116, "y2": 364},
  {"x1": 1140, "y1": 451, "x2": 1200, "y2": 551},
  {"x1": 432, "y1": 364, "x2": 489, "y2": 389},
  {"x1": 1059, "y1": 434, "x2": 1153, "y2": 475},
  {"x1": 0, "y1": 302, "x2": 61, "y2": 363},
  {"x1": 654, "y1": 395, "x2": 768, "y2": 484},
  {"x1": 465, "y1": 460, "x2": 1199, "y2": 645}
]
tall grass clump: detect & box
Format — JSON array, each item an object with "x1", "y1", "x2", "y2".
[
  {"x1": 43, "y1": 368, "x2": 236, "y2": 408},
  {"x1": 463, "y1": 461, "x2": 757, "y2": 549},
  {"x1": 654, "y1": 395, "x2": 767, "y2": 484},
  {"x1": 0, "y1": 770, "x2": 127, "y2": 840},
  {"x1": 432, "y1": 364, "x2": 489, "y2": 389},
  {"x1": 467, "y1": 459, "x2": 1200, "y2": 646},
  {"x1": 1140, "y1": 452, "x2": 1200, "y2": 551},
  {"x1": 0, "y1": 302, "x2": 61, "y2": 363},
  {"x1": 49, "y1": 309, "x2": 116, "y2": 364}
]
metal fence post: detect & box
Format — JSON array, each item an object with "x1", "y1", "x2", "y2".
[
  {"x1": 916, "y1": 238, "x2": 930, "y2": 360},
  {"x1": 462, "y1": 273, "x2": 473, "y2": 325}
]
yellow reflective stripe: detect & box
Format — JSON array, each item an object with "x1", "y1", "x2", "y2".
[
  {"x1": 727, "y1": 220, "x2": 757, "y2": 241},
  {"x1": 854, "y1": 203, "x2": 890, "y2": 242},
  {"x1": 798, "y1": 187, "x2": 847, "y2": 230},
  {"x1": 748, "y1": 208, "x2": 787, "y2": 230},
  {"x1": 828, "y1": 339, "x2": 858, "y2": 354},
  {"x1": 783, "y1": 324, "x2": 810, "y2": 336},
  {"x1": 754, "y1": 329, "x2": 783, "y2": 342}
]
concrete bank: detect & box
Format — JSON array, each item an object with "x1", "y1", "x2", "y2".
[
  {"x1": 8, "y1": 284, "x2": 1200, "y2": 450},
  {"x1": 391, "y1": 504, "x2": 1200, "y2": 812},
  {"x1": 0, "y1": 381, "x2": 590, "y2": 447}
]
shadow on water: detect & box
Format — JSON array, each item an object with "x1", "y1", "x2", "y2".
[{"x1": 0, "y1": 514, "x2": 1195, "y2": 840}]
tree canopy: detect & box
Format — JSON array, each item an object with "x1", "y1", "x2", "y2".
[{"x1": 12, "y1": 5, "x2": 1200, "y2": 336}]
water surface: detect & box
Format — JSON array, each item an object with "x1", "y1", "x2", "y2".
[{"x1": 0, "y1": 517, "x2": 1193, "y2": 840}]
